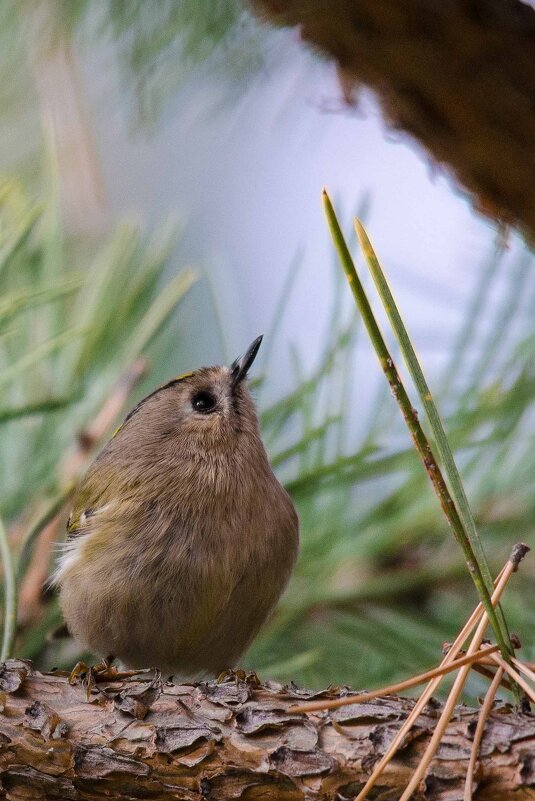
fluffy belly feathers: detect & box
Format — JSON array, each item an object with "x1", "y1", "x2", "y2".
[{"x1": 58, "y1": 517, "x2": 295, "y2": 676}]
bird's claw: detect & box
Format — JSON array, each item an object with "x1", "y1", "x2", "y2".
[
  {"x1": 216, "y1": 668, "x2": 261, "y2": 687},
  {"x1": 68, "y1": 660, "x2": 91, "y2": 685},
  {"x1": 69, "y1": 657, "x2": 141, "y2": 699}
]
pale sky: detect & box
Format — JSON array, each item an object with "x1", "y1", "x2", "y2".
[{"x1": 84, "y1": 29, "x2": 528, "y2": 404}]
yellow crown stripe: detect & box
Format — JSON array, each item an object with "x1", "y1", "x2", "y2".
[{"x1": 112, "y1": 372, "x2": 194, "y2": 439}]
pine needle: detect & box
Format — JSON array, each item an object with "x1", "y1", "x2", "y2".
[
  {"x1": 464, "y1": 666, "x2": 504, "y2": 801},
  {"x1": 490, "y1": 654, "x2": 535, "y2": 705},
  {"x1": 397, "y1": 554, "x2": 521, "y2": 801},
  {"x1": 322, "y1": 189, "x2": 512, "y2": 666},
  {"x1": 347, "y1": 558, "x2": 515, "y2": 801},
  {"x1": 288, "y1": 646, "x2": 498, "y2": 714}
]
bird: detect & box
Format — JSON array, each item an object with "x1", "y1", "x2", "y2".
[{"x1": 54, "y1": 336, "x2": 299, "y2": 678}]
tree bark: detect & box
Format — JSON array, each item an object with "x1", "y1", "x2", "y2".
[
  {"x1": 251, "y1": 0, "x2": 535, "y2": 243},
  {"x1": 0, "y1": 660, "x2": 535, "y2": 799}
]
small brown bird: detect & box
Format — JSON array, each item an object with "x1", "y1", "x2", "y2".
[{"x1": 55, "y1": 337, "x2": 298, "y2": 677}]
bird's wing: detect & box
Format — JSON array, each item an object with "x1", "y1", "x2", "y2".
[
  {"x1": 66, "y1": 505, "x2": 97, "y2": 540},
  {"x1": 64, "y1": 446, "x2": 126, "y2": 540}
]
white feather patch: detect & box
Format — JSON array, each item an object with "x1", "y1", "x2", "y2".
[
  {"x1": 50, "y1": 537, "x2": 86, "y2": 586},
  {"x1": 51, "y1": 501, "x2": 116, "y2": 586}
]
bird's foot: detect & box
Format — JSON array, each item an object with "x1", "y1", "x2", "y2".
[
  {"x1": 69, "y1": 656, "x2": 141, "y2": 699},
  {"x1": 216, "y1": 668, "x2": 261, "y2": 687}
]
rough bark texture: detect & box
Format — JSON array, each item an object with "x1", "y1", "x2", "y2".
[
  {"x1": 251, "y1": 0, "x2": 535, "y2": 242},
  {"x1": 0, "y1": 661, "x2": 535, "y2": 799}
]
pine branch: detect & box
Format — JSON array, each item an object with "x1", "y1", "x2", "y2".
[{"x1": 0, "y1": 662, "x2": 534, "y2": 799}]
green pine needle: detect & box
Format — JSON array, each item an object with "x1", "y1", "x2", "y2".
[{"x1": 322, "y1": 189, "x2": 514, "y2": 668}]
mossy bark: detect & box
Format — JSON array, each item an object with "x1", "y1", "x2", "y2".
[{"x1": 0, "y1": 660, "x2": 534, "y2": 799}]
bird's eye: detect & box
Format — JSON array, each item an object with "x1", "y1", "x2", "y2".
[{"x1": 192, "y1": 391, "x2": 217, "y2": 413}]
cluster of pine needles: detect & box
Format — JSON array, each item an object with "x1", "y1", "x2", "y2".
[
  {"x1": 290, "y1": 543, "x2": 530, "y2": 800},
  {"x1": 285, "y1": 191, "x2": 535, "y2": 800}
]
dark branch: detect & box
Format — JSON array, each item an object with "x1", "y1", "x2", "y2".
[{"x1": 251, "y1": 0, "x2": 535, "y2": 242}]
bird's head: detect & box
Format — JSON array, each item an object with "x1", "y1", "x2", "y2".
[{"x1": 109, "y1": 336, "x2": 265, "y2": 460}]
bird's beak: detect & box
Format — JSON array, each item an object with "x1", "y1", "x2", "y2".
[{"x1": 230, "y1": 335, "x2": 263, "y2": 391}]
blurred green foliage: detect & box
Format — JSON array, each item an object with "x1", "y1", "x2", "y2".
[
  {"x1": 0, "y1": 179, "x2": 195, "y2": 521},
  {"x1": 1, "y1": 0, "x2": 264, "y2": 152}
]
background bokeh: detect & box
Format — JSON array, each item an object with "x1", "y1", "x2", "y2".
[{"x1": 2, "y1": 1, "x2": 534, "y2": 696}]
